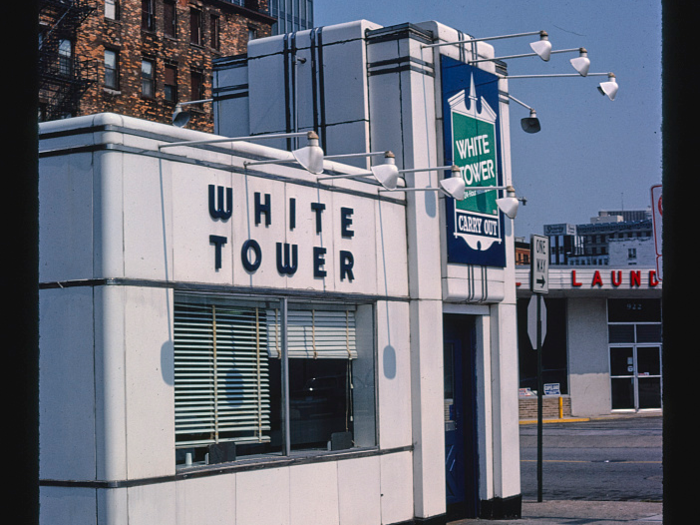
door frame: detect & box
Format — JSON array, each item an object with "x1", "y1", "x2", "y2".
[{"x1": 443, "y1": 314, "x2": 480, "y2": 519}]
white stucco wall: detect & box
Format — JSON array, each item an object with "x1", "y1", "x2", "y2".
[{"x1": 566, "y1": 297, "x2": 612, "y2": 416}]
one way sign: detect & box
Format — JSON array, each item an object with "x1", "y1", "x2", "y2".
[{"x1": 530, "y1": 234, "x2": 549, "y2": 294}]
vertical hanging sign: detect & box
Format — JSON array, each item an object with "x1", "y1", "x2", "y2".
[{"x1": 441, "y1": 56, "x2": 506, "y2": 267}]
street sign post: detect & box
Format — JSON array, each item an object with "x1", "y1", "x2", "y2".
[
  {"x1": 527, "y1": 294, "x2": 547, "y2": 349},
  {"x1": 529, "y1": 234, "x2": 550, "y2": 502},
  {"x1": 530, "y1": 234, "x2": 550, "y2": 294}
]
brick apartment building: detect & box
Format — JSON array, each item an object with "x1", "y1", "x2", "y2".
[{"x1": 39, "y1": 0, "x2": 275, "y2": 132}]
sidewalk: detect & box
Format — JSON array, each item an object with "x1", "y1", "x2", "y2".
[
  {"x1": 448, "y1": 411, "x2": 664, "y2": 524},
  {"x1": 448, "y1": 500, "x2": 663, "y2": 524}
]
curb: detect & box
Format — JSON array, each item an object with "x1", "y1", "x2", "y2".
[{"x1": 519, "y1": 411, "x2": 662, "y2": 425}]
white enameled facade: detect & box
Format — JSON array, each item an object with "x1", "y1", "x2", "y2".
[{"x1": 39, "y1": 19, "x2": 523, "y2": 525}]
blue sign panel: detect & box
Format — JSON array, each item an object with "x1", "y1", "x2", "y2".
[{"x1": 441, "y1": 55, "x2": 506, "y2": 267}]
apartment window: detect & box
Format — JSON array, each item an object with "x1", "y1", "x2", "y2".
[
  {"x1": 105, "y1": 0, "x2": 119, "y2": 20},
  {"x1": 58, "y1": 39, "x2": 73, "y2": 76},
  {"x1": 210, "y1": 14, "x2": 220, "y2": 50},
  {"x1": 164, "y1": 1, "x2": 176, "y2": 38},
  {"x1": 190, "y1": 8, "x2": 203, "y2": 45},
  {"x1": 104, "y1": 49, "x2": 119, "y2": 90},
  {"x1": 142, "y1": 0, "x2": 156, "y2": 31},
  {"x1": 190, "y1": 70, "x2": 205, "y2": 101},
  {"x1": 164, "y1": 64, "x2": 178, "y2": 102},
  {"x1": 141, "y1": 59, "x2": 155, "y2": 98},
  {"x1": 173, "y1": 295, "x2": 375, "y2": 466}
]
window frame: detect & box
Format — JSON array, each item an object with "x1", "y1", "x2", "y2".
[
  {"x1": 141, "y1": 58, "x2": 155, "y2": 98},
  {"x1": 58, "y1": 38, "x2": 73, "y2": 77},
  {"x1": 105, "y1": 0, "x2": 120, "y2": 20},
  {"x1": 173, "y1": 293, "x2": 376, "y2": 468},
  {"x1": 190, "y1": 69, "x2": 205, "y2": 101},
  {"x1": 190, "y1": 7, "x2": 203, "y2": 46},
  {"x1": 141, "y1": 0, "x2": 156, "y2": 32},
  {"x1": 164, "y1": 0, "x2": 177, "y2": 38},
  {"x1": 164, "y1": 63, "x2": 178, "y2": 103},
  {"x1": 210, "y1": 14, "x2": 220, "y2": 50},
  {"x1": 104, "y1": 48, "x2": 120, "y2": 90}
]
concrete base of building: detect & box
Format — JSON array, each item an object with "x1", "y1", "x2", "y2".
[{"x1": 479, "y1": 494, "x2": 523, "y2": 520}]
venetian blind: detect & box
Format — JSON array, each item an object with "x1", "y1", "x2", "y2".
[
  {"x1": 266, "y1": 307, "x2": 357, "y2": 359},
  {"x1": 174, "y1": 301, "x2": 271, "y2": 447}
]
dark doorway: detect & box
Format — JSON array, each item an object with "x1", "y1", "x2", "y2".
[{"x1": 443, "y1": 314, "x2": 480, "y2": 519}]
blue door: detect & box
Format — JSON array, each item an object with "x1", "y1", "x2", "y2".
[{"x1": 444, "y1": 315, "x2": 479, "y2": 518}]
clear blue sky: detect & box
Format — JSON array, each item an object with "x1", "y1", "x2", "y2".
[{"x1": 314, "y1": 1, "x2": 662, "y2": 238}]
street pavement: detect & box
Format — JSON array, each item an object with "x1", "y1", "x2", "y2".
[
  {"x1": 449, "y1": 412, "x2": 663, "y2": 525},
  {"x1": 448, "y1": 499, "x2": 662, "y2": 525}
]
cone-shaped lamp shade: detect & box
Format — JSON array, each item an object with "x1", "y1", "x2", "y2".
[
  {"x1": 496, "y1": 196, "x2": 519, "y2": 219},
  {"x1": 371, "y1": 155, "x2": 400, "y2": 190},
  {"x1": 570, "y1": 49, "x2": 590, "y2": 76},
  {"x1": 172, "y1": 106, "x2": 191, "y2": 128},
  {"x1": 521, "y1": 109, "x2": 541, "y2": 134},
  {"x1": 292, "y1": 131, "x2": 325, "y2": 174},
  {"x1": 529, "y1": 32, "x2": 552, "y2": 61},
  {"x1": 439, "y1": 166, "x2": 466, "y2": 200},
  {"x1": 597, "y1": 74, "x2": 618, "y2": 101}
]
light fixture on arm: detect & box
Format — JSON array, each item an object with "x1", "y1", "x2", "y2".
[
  {"x1": 317, "y1": 151, "x2": 400, "y2": 190},
  {"x1": 422, "y1": 30, "x2": 551, "y2": 52},
  {"x1": 465, "y1": 31, "x2": 553, "y2": 63},
  {"x1": 158, "y1": 130, "x2": 326, "y2": 175},
  {"x1": 243, "y1": 131, "x2": 325, "y2": 174},
  {"x1": 171, "y1": 98, "x2": 214, "y2": 128},
  {"x1": 505, "y1": 72, "x2": 618, "y2": 101},
  {"x1": 381, "y1": 166, "x2": 523, "y2": 219},
  {"x1": 508, "y1": 94, "x2": 541, "y2": 134},
  {"x1": 380, "y1": 165, "x2": 467, "y2": 200}
]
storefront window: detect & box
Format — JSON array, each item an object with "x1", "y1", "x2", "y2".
[{"x1": 173, "y1": 294, "x2": 375, "y2": 467}]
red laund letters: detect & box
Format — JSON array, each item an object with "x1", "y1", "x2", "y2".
[{"x1": 572, "y1": 270, "x2": 582, "y2": 287}]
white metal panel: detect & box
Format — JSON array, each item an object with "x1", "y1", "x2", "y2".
[
  {"x1": 337, "y1": 456, "x2": 382, "y2": 525},
  {"x1": 39, "y1": 288, "x2": 97, "y2": 481},
  {"x1": 290, "y1": 462, "x2": 340, "y2": 525},
  {"x1": 39, "y1": 152, "x2": 95, "y2": 282},
  {"x1": 380, "y1": 451, "x2": 414, "y2": 524}
]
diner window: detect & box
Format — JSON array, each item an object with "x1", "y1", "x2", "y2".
[
  {"x1": 164, "y1": 1, "x2": 176, "y2": 38},
  {"x1": 164, "y1": 64, "x2": 178, "y2": 102},
  {"x1": 141, "y1": 59, "x2": 155, "y2": 98},
  {"x1": 142, "y1": 0, "x2": 156, "y2": 31},
  {"x1": 104, "y1": 49, "x2": 119, "y2": 90},
  {"x1": 173, "y1": 295, "x2": 375, "y2": 467}
]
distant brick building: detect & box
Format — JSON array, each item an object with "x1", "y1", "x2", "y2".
[{"x1": 39, "y1": 0, "x2": 275, "y2": 132}]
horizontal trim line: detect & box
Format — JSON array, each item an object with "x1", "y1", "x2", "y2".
[
  {"x1": 39, "y1": 445, "x2": 413, "y2": 489},
  {"x1": 212, "y1": 91, "x2": 249, "y2": 101},
  {"x1": 368, "y1": 64, "x2": 435, "y2": 78},
  {"x1": 39, "y1": 139, "x2": 407, "y2": 205},
  {"x1": 39, "y1": 277, "x2": 411, "y2": 303},
  {"x1": 368, "y1": 56, "x2": 434, "y2": 71},
  {"x1": 365, "y1": 23, "x2": 434, "y2": 45}
]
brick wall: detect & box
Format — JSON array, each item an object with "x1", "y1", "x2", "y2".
[
  {"x1": 73, "y1": 0, "x2": 273, "y2": 132},
  {"x1": 519, "y1": 396, "x2": 572, "y2": 420}
]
